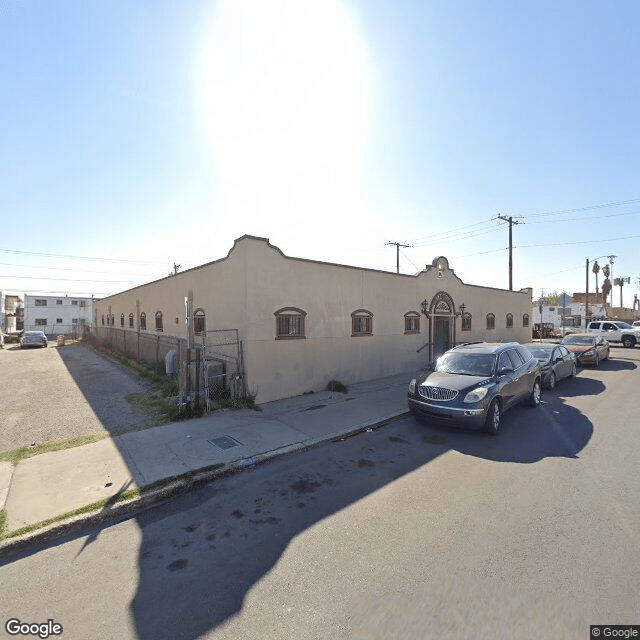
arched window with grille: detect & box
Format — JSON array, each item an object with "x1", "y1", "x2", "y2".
[
  {"x1": 194, "y1": 309, "x2": 206, "y2": 335},
  {"x1": 461, "y1": 313, "x2": 472, "y2": 331},
  {"x1": 523, "y1": 313, "x2": 530, "y2": 328},
  {"x1": 129, "y1": 313, "x2": 134, "y2": 328},
  {"x1": 140, "y1": 312, "x2": 146, "y2": 331},
  {"x1": 404, "y1": 311, "x2": 420, "y2": 334},
  {"x1": 274, "y1": 307, "x2": 306, "y2": 339},
  {"x1": 486, "y1": 313, "x2": 495, "y2": 330},
  {"x1": 155, "y1": 311, "x2": 163, "y2": 332},
  {"x1": 506, "y1": 313, "x2": 514, "y2": 328},
  {"x1": 351, "y1": 309, "x2": 373, "y2": 336}
]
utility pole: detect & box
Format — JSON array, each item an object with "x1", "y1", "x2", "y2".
[
  {"x1": 497, "y1": 215, "x2": 522, "y2": 290},
  {"x1": 606, "y1": 255, "x2": 617, "y2": 308},
  {"x1": 386, "y1": 241, "x2": 412, "y2": 274},
  {"x1": 585, "y1": 259, "x2": 590, "y2": 326}
]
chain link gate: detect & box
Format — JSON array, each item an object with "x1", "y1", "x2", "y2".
[{"x1": 197, "y1": 329, "x2": 246, "y2": 412}]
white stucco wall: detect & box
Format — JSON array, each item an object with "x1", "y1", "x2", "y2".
[{"x1": 94, "y1": 236, "x2": 533, "y2": 403}]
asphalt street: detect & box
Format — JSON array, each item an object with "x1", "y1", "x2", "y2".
[{"x1": 0, "y1": 347, "x2": 638, "y2": 640}]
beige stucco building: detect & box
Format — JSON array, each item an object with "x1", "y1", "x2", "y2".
[{"x1": 93, "y1": 235, "x2": 533, "y2": 403}]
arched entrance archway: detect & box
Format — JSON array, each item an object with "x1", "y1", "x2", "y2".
[{"x1": 429, "y1": 291, "x2": 456, "y2": 361}]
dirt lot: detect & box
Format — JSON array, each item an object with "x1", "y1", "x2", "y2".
[{"x1": 0, "y1": 341, "x2": 150, "y2": 452}]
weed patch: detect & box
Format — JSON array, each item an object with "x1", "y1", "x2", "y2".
[
  {"x1": 0, "y1": 434, "x2": 109, "y2": 466},
  {"x1": 327, "y1": 379, "x2": 348, "y2": 393}
]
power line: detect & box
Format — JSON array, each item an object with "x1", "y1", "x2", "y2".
[
  {"x1": 0, "y1": 248, "x2": 166, "y2": 265},
  {"x1": 523, "y1": 209, "x2": 640, "y2": 225},
  {"x1": 0, "y1": 274, "x2": 140, "y2": 283},
  {"x1": 515, "y1": 197, "x2": 640, "y2": 219},
  {"x1": 0, "y1": 261, "x2": 159, "y2": 277},
  {"x1": 404, "y1": 217, "x2": 498, "y2": 244}
]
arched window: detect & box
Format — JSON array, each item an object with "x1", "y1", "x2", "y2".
[
  {"x1": 351, "y1": 309, "x2": 373, "y2": 336},
  {"x1": 101, "y1": 315, "x2": 105, "y2": 326},
  {"x1": 140, "y1": 312, "x2": 146, "y2": 331},
  {"x1": 129, "y1": 313, "x2": 134, "y2": 328},
  {"x1": 120, "y1": 313, "x2": 125, "y2": 327},
  {"x1": 506, "y1": 313, "x2": 514, "y2": 328},
  {"x1": 461, "y1": 313, "x2": 472, "y2": 331},
  {"x1": 194, "y1": 308, "x2": 206, "y2": 335},
  {"x1": 155, "y1": 311, "x2": 163, "y2": 332},
  {"x1": 523, "y1": 313, "x2": 530, "y2": 328},
  {"x1": 486, "y1": 313, "x2": 495, "y2": 330},
  {"x1": 404, "y1": 311, "x2": 420, "y2": 334},
  {"x1": 274, "y1": 307, "x2": 306, "y2": 339}
]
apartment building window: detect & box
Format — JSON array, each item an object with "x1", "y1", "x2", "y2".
[
  {"x1": 35, "y1": 319, "x2": 47, "y2": 326},
  {"x1": 35, "y1": 299, "x2": 47, "y2": 306},
  {"x1": 56, "y1": 299, "x2": 63, "y2": 305},
  {"x1": 194, "y1": 309, "x2": 206, "y2": 335},
  {"x1": 506, "y1": 313, "x2": 514, "y2": 328},
  {"x1": 486, "y1": 313, "x2": 495, "y2": 330},
  {"x1": 72, "y1": 300, "x2": 78, "y2": 306},
  {"x1": 56, "y1": 318, "x2": 63, "y2": 324},
  {"x1": 140, "y1": 312, "x2": 146, "y2": 331},
  {"x1": 351, "y1": 309, "x2": 373, "y2": 336},
  {"x1": 275, "y1": 307, "x2": 306, "y2": 339},
  {"x1": 404, "y1": 312, "x2": 420, "y2": 334},
  {"x1": 79, "y1": 301, "x2": 86, "y2": 308},
  {"x1": 461, "y1": 313, "x2": 472, "y2": 331},
  {"x1": 72, "y1": 318, "x2": 78, "y2": 324},
  {"x1": 155, "y1": 311, "x2": 163, "y2": 332},
  {"x1": 129, "y1": 313, "x2": 134, "y2": 328}
]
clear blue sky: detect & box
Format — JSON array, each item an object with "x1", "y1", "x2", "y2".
[{"x1": 2, "y1": 0, "x2": 639, "y2": 307}]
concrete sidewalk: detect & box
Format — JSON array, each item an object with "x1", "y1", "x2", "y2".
[{"x1": 0, "y1": 372, "x2": 411, "y2": 555}]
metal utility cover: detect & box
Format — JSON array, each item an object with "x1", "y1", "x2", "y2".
[{"x1": 208, "y1": 435, "x2": 243, "y2": 451}]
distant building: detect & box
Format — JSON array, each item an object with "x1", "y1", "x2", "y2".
[
  {"x1": 23, "y1": 295, "x2": 93, "y2": 336},
  {"x1": 3, "y1": 295, "x2": 23, "y2": 333}
]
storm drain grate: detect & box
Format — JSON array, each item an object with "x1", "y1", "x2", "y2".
[{"x1": 208, "y1": 435, "x2": 243, "y2": 451}]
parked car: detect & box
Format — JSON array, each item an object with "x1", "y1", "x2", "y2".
[
  {"x1": 407, "y1": 342, "x2": 541, "y2": 435},
  {"x1": 586, "y1": 320, "x2": 640, "y2": 348},
  {"x1": 561, "y1": 334, "x2": 609, "y2": 366},
  {"x1": 4, "y1": 330, "x2": 23, "y2": 344},
  {"x1": 20, "y1": 330, "x2": 48, "y2": 348},
  {"x1": 522, "y1": 342, "x2": 577, "y2": 389}
]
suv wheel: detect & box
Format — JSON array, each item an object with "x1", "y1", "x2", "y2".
[
  {"x1": 528, "y1": 379, "x2": 541, "y2": 407},
  {"x1": 484, "y1": 399, "x2": 501, "y2": 435},
  {"x1": 622, "y1": 336, "x2": 635, "y2": 348},
  {"x1": 547, "y1": 372, "x2": 556, "y2": 390}
]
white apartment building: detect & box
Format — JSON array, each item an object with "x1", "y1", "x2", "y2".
[{"x1": 23, "y1": 295, "x2": 93, "y2": 336}]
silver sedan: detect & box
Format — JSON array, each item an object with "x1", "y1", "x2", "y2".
[{"x1": 20, "y1": 330, "x2": 48, "y2": 348}]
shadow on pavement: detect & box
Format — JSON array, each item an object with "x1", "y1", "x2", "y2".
[{"x1": 8, "y1": 343, "x2": 594, "y2": 639}]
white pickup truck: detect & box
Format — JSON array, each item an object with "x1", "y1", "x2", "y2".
[{"x1": 586, "y1": 321, "x2": 640, "y2": 348}]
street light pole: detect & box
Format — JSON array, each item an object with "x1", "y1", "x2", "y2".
[{"x1": 585, "y1": 259, "x2": 590, "y2": 327}]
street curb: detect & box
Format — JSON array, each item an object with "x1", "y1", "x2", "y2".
[{"x1": 0, "y1": 409, "x2": 410, "y2": 560}]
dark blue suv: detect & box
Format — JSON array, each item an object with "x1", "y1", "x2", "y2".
[{"x1": 408, "y1": 342, "x2": 542, "y2": 435}]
